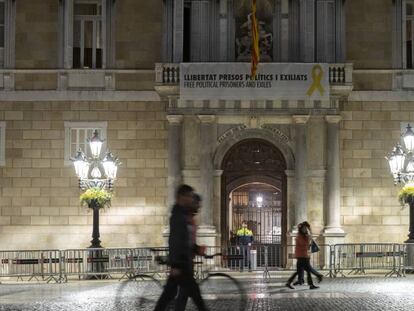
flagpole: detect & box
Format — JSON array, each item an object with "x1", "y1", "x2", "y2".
[{"x1": 251, "y1": 0, "x2": 260, "y2": 79}]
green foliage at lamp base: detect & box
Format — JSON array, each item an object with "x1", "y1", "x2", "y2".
[
  {"x1": 398, "y1": 183, "x2": 414, "y2": 206},
  {"x1": 80, "y1": 187, "x2": 112, "y2": 209}
]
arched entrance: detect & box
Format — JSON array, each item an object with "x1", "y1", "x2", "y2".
[{"x1": 221, "y1": 139, "x2": 287, "y2": 256}]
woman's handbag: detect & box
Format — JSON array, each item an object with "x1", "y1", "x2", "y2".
[{"x1": 310, "y1": 239, "x2": 320, "y2": 253}]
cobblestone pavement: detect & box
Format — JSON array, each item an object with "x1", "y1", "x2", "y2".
[{"x1": 1, "y1": 276, "x2": 414, "y2": 310}]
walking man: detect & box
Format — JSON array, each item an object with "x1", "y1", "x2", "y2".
[
  {"x1": 154, "y1": 185, "x2": 207, "y2": 311},
  {"x1": 175, "y1": 193, "x2": 207, "y2": 309},
  {"x1": 236, "y1": 220, "x2": 254, "y2": 272}
]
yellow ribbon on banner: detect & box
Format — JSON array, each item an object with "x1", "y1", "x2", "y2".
[{"x1": 306, "y1": 64, "x2": 325, "y2": 97}]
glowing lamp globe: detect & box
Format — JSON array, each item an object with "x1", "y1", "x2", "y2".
[
  {"x1": 88, "y1": 130, "x2": 104, "y2": 158},
  {"x1": 386, "y1": 144, "x2": 406, "y2": 174},
  {"x1": 102, "y1": 152, "x2": 119, "y2": 179},
  {"x1": 403, "y1": 124, "x2": 414, "y2": 153},
  {"x1": 72, "y1": 150, "x2": 89, "y2": 179}
]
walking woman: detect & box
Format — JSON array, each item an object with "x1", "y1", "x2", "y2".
[{"x1": 286, "y1": 222, "x2": 321, "y2": 290}]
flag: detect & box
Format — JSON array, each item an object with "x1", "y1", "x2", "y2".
[{"x1": 251, "y1": 0, "x2": 260, "y2": 79}]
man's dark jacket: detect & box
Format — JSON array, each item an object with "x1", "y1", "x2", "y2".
[{"x1": 168, "y1": 204, "x2": 200, "y2": 270}]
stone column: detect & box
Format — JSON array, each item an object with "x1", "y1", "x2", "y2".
[
  {"x1": 293, "y1": 115, "x2": 309, "y2": 227},
  {"x1": 197, "y1": 115, "x2": 217, "y2": 246},
  {"x1": 323, "y1": 115, "x2": 345, "y2": 269},
  {"x1": 285, "y1": 170, "x2": 296, "y2": 231},
  {"x1": 324, "y1": 115, "x2": 344, "y2": 234},
  {"x1": 198, "y1": 115, "x2": 215, "y2": 226},
  {"x1": 166, "y1": 115, "x2": 183, "y2": 208},
  {"x1": 213, "y1": 170, "x2": 223, "y2": 246},
  {"x1": 285, "y1": 168, "x2": 297, "y2": 269}
]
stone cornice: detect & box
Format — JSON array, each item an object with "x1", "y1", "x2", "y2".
[
  {"x1": 307, "y1": 169, "x2": 327, "y2": 178},
  {"x1": 197, "y1": 115, "x2": 216, "y2": 123},
  {"x1": 166, "y1": 115, "x2": 183, "y2": 124},
  {"x1": 214, "y1": 170, "x2": 224, "y2": 177},
  {"x1": 292, "y1": 115, "x2": 310, "y2": 124},
  {"x1": 325, "y1": 115, "x2": 342, "y2": 124}
]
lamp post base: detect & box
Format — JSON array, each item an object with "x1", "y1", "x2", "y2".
[
  {"x1": 404, "y1": 243, "x2": 414, "y2": 274},
  {"x1": 85, "y1": 204, "x2": 107, "y2": 279},
  {"x1": 88, "y1": 240, "x2": 102, "y2": 249},
  {"x1": 404, "y1": 202, "x2": 414, "y2": 273}
]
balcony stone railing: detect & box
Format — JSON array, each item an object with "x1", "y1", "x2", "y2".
[{"x1": 0, "y1": 69, "x2": 155, "y2": 92}]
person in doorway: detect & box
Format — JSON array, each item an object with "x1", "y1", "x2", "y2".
[
  {"x1": 236, "y1": 220, "x2": 254, "y2": 272},
  {"x1": 154, "y1": 185, "x2": 207, "y2": 311},
  {"x1": 285, "y1": 222, "x2": 321, "y2": 290}
]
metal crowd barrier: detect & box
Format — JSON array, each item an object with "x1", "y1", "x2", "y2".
[
  {"x1": 0, "y1": 243, "x2": 411, "y2": 282},
  {"x1": 194, "y1": 244, "x2": 333, "y2": 280},
  {"x1": 285, "y1": 244, "x2": 334, "y2": 277},
  {"x1": 106, "y1": 248, "x2": 162, "y2": 279},
  {"x1": 62, "y1": 247, "x2": 169, "y2": 281},
  {"x1": 193, "y1": 246, "x2": 222, "y2": 279},
  {"x1": 0, "y1": 250, "x2": 62, "y2": 283},
  {"x1": 333, "y1": 243, "x2": 404, "y2": 277},
  {"x1": 62, "y1": 248, "x2": 111, "y2": 280},
  {"x1": 403, "y1": 242, "x2": 414, "y2": 274}
]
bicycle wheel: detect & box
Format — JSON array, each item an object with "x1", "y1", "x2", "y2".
[
  {"x1": 115, "y1": 274, "x2": 163, "y2": 310},
  {"x1": 199, "y1": 273, "x2": 247, "y2": 311}
]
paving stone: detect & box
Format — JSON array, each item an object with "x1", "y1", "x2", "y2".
[{"x1": 1, "y1": 277, "x2": 414, "y2": 310}]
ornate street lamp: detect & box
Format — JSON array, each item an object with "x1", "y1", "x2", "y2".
[
  {"x1": 386, "y1": 124, "x2": 414, "y2": 243},
  {"x1": 71, "y1": 130, "x2": 120, "y2": 248}
]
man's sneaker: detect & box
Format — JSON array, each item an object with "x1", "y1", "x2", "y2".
[
  {"x1": 285, "y1": 283, "x2": 295, "y2": 289},
  {"x1": 310, "y1": 285, "x2": 319, "y2": 290},
  {"x1": 317, "y1": 275, "x2": 323, "y2": 283}
]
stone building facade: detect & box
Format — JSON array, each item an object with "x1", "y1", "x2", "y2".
[{"x1": 0, "y1": 0, "x2": 412, "y2": 251}]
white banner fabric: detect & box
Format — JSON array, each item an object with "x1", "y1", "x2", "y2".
[{"x1": 180, "y1": 63, "x2": 330, "y2": 101}]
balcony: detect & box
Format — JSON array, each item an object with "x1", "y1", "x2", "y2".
[
  {"x1": 155, "y1": 62, "x2": 354, "y2": 99},
  {"x1": 0, "y1": 69, "x2": 155, "y2": 92}
]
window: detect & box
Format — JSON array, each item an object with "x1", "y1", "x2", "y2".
[
  {"x1": 184, "y1": 0, "x2": 219, "y2": 62},
  {"x1": 392, "y1": 0, "x2": 414, "y2": 69},
  {"x1": 406, "y1": 1, "x2": 414, "y2": 68},
  {"x1": 183, "y1": 3, "x2": 191, "y2": 62},
  {"x1": 59, "y1": 0, "x2": 115, "y2": 69},
  {"x1": 64, "y1": 122, "x2": 107, "y2": 165},
  {"x1": 0, "y1": 1, "x2": 5, "y2": 55},
  {"x1": 163, "y1": 0, "x2": 220, "y2": 62},
  {"x1": 163, "y1": 0, "x2": 345, "y2": 63},
  {"x1": 73, "y1": 1, "x2": 103, "y2": 68},
  {"x1": 316, "y1": 0, "x2": 337, "y2": 63},
  {"x1": 0, "y1": 0, "x2": 15, "y2": 68},
  {"x1": 289, "y1": 0, "x2": 345, "y2": 63},
  {"x1": 0, "y1": 121, "x2": 5, "y2": 166}
]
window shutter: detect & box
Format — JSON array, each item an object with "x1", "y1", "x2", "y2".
[
  {"x1": 316, "y1": 0, "x2": 336, "y2": 63},
  {"x1": 191, "y1": 1, "x2": 210, "y2": 62}
]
